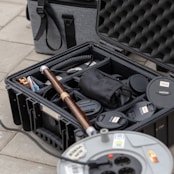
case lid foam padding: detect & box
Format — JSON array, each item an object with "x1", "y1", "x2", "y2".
[{"x1": 97, "y1": 0, "x2": 174, "y2": 68}]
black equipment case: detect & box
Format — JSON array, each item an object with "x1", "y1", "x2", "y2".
[{"x1": 5, "y1": 0, "x2": 174, "y2": 151}]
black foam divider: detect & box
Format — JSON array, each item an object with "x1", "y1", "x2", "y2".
[{"x1": 97, "y1": 0, "x2": 174, "y2": 66}]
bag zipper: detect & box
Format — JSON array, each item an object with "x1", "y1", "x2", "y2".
[{"x1": 30, "y1": 0, "x2": 97, "y2": 8}]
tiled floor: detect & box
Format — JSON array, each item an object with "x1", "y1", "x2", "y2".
[
  {"x1": 0, "y1": 0, "x2": 173, "y2": 174},
  {"x1": 0, "y1": 1, "x2": 58, "y2": 173}
]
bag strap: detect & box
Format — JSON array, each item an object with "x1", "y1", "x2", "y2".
[
  {"x1": 35, "y1": 0, "x2": 62, "y2": 51},
  {"x1": 62, "y1": 14, "x2": 76, "y2": 48}
]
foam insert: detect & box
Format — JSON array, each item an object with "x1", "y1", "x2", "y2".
[{"x1": 97, "y1": 0, "x2": 174, "y2": 66}]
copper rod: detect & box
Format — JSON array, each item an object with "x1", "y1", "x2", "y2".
[{"x1": 40, "y1": 65, "x2": 96, "y2": 136}]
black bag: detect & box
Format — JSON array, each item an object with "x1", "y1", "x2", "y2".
[
  {"x1": 79, "y1": 69, "x2": 132, "y2": 108},
  {"x1": 27, "y1": 0, "x2": 100, "y2": 54}
]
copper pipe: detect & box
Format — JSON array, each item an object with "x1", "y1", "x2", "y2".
[{"x1": 40, "y1": 65, "x2": 96, "y2": 136}]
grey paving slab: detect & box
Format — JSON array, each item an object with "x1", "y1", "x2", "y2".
[
  {"x1": 1, "y1": 132, "x2": 58, "y2": 166},
  {"x1": 9, "y1": 59, "x2": 40, "y2": 75},
  {"x1": 0, "y1": 72, "x2": 7, "y2": 82},
  {"x1": 0, "y1": 72, "x2": 7, "y2": 91},
  {"x1": 0, "y1": 155, "x2": 56, "y2": 174},
  {"x1": 20, "y1": 9, "x2": 27, "y2": 17},
  {"x1": 25, "y1": 49, "x2": 51, "y2": 62},
  {"x1": 0, "y1": 130, "x2": 16, "y2": 151},
  {"x1": 0, "y1": 16, "x2": 34, "y2": 45},
  {"x1": 0, "y1": 72, "x2": 8, "y2": 91},
  {"x1": 0, "y1": 40, "x2": 33, "y2": 73},
  {"x1": 128, "y1": 53, "x2": 147, "y2": 64},
  {"x1": 170, "y1": 145, "x2": 174, "y2": 156},
  {"x1": 0, "y1": 81, "x2": 6, "y2": 91},
  {"x1": 144, "y1": 60, "x2": 156, "y2": 71},
  {"x1": 0, "y1": 2, "x2": 24, "y2": 27},
  {"x1": 0, "y1": 90, "x2": 20, "y2": 131},
  {"x1": 1, "y1": 0, "x2": 27, "y2": 5}
]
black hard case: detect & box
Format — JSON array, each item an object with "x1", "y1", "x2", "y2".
[{"x1": 5, "y1": 0, "x2": 174, "y2": 151}]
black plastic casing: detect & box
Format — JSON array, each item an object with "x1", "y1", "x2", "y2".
[
  {"x1": 5, "y1": 0, "x2": 174, "y2": 151},
  {"x1": 5, "y1": 42, "x2": 174, "y2": 151}
]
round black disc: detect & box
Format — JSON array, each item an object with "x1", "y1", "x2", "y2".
[
  {"x1": 95, "y1": 111, "x2": 128, "y2": 130},
  {"x1": 76, "y1": 99, "x2": 103, "y2": 119},
  {"x1": 146, "y1": 77, "x2": 174, "y2": 108},
  {"x1": 129, "y1": 74, "x2": 149, "y2": 94},
  {"x1": 127, "y1": 101, "x2": 156, "y2": 122}
]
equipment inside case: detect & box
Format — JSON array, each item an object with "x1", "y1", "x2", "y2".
[{"x1": 5, "y1": 0, "x2": 174, "y2": 151}]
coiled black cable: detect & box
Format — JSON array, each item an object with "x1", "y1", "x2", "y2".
[{"x1": 51, "y1": 55, "x2": 93, "y2": 70}]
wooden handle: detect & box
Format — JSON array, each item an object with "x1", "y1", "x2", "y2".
[{"x1": 40, "y1": 65, "x2": 96, "y2": 136}]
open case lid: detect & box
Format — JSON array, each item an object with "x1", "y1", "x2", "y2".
[{"x1": 96, "y1": 0, "x2": 174, "y2": 72}]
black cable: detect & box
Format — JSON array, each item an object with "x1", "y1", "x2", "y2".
[
  {"x1": 0, "y1": 120, "x2": 110, "y2": 168},
  {"x1": 51, "y1": 55, "x2": 93, "y2": 70},
  {"x1": 0, "y1": 120, "x2": 87, "y2": 165},
  {"x1": 51, "y1": 69, "x2": 66, "y2": 73}
]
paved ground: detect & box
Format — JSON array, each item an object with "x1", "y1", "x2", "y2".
[
  {"x1": 0, "y1": 1, "x2": 58, "y2": 173},
  {"x1": 0, "y1": 0, "x2": 174, "y2": 174}
]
